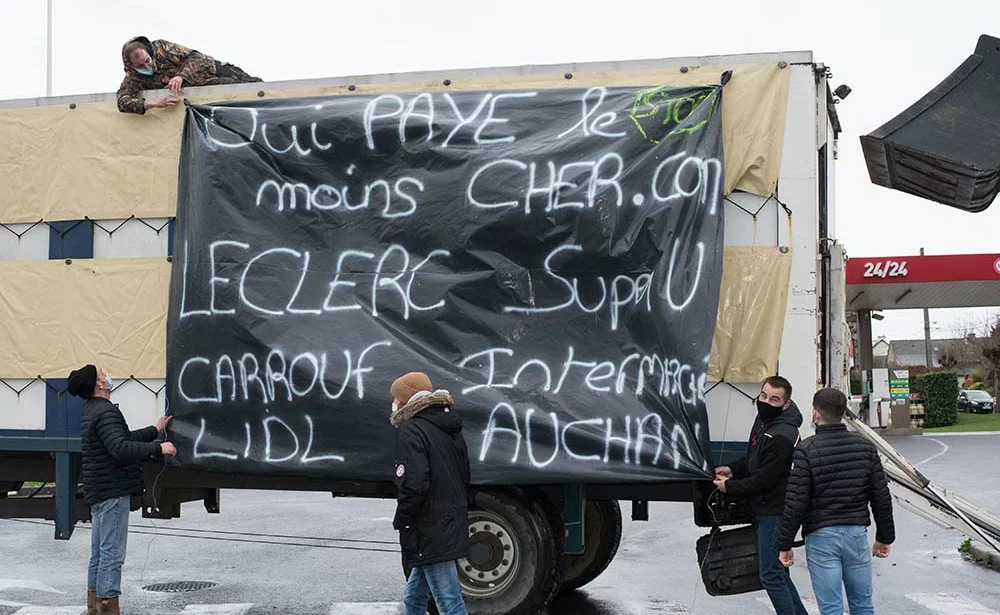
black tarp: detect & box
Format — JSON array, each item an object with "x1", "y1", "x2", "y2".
[{"x1": 166, "y1": 85, "x2": 724, "y2": 484}]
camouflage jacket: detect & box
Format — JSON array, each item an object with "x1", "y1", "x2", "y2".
[{"x1": 116, "y1": 36, "x2": 219, "y2": 114}]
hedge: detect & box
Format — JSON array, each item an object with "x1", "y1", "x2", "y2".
[{"x1": 911, "y1": 371, "x2": 958, "y2": 428}]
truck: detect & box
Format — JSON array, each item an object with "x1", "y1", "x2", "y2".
[{"x1": 0, "y1": 48, "x2": 848, "y2": 614}]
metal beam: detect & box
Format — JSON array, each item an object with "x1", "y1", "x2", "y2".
[
  {"x1": 856, "y1": 310, "x2": 875, "y2": 422},
  {"x1": 53, "y1": 452, "x2": 79, "y2": 539},
  {"x1": 0, "y1": 436, "x2": 80, "y2": 452},
  {"x1": 0, "y1": 496, "x2": 89, "y2": 520},
  {"x1": 563, "y1": 484, "x2": 585, "y2": 555},
  {"x1": 0, "y1": 50, "x2": 814, "y2": 110}
]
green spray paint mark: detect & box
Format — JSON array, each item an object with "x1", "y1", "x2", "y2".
[{"x1": 629, "y1": 87, "x2": 718, "y2": 144}]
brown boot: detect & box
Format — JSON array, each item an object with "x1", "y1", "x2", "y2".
[
  {"x1": 87, "y1": 590, "x2": 98, "y2": 615},
  {"x1": 99, "y1": 596, "x2": 120, "y2": 615}
]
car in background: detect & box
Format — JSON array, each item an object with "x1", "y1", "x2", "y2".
[{"x1": 957, "y1": 390, "x2": 996, "y2": 414}]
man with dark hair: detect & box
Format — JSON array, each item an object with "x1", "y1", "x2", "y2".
[
  {"x1": 714, "y1": 375, "x2": 808, "y2": 615},
  {"x1": 777, "y1": 387, "x2": 895, "y2": 615},
  {"x1": 69, "y1": 364, "x2": 176, "y2": 615},
  {"x1": 117, "y1": 36, "x2": 262, "y2": 114}
]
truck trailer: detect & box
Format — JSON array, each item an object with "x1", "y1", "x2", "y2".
[{"x1": 0, "y1": 48, "x2": 847, "y2": 615}]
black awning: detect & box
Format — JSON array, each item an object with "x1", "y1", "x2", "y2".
[{"x1": 861, "y1": 34, "x2": 1000, "y2": 213}]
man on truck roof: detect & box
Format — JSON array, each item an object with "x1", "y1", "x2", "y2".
[
  {"x1": 117, "y1": 36, "x2": 262, "y2": 115},
  {"x1": 713, "y1": 375, "x2": 808, "y2": 615}
]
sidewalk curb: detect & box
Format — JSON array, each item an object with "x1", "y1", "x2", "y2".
[{"x1": 966, "y1": 541, "x2": 1000, "y2": 571}]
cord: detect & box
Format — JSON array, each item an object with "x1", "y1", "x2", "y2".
[
  {"x1": 2, "y1": 517, "x2": 400, "y2": 552},
  {"x1": 688, "y1": 487, "x2": 722, "y2": 612},
  {"x1": 690, "y1": 528, "x2": 717, "y2": 611},
  {"x1": 27, "y1": 482, "x2": 49, "y2": 498},
  {"x1": 138, "y1": 425, "x2": 170, "y2": 612}
]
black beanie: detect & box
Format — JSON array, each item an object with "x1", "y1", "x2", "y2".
[{"x1": 67, "y1": 364, "x2": 98, "y2": 399}]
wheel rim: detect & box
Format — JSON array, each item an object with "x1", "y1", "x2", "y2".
[{"x1": 457, "y1": 510, "x2": 520, "y2": 597}]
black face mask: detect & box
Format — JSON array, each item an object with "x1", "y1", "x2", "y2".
[{"x1": 756, "y1": 399, "x2": 784, "y2": 422}]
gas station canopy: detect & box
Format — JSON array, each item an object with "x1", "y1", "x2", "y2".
[{"x1": 846, "y1": 253, "x2": 1000, "y2": 311}]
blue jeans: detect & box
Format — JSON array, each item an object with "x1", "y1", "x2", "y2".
[
  {"x1": 756, "y1": 514, "x2": 808, "y2": 615},
  {"x1": 403, "y1": 560, "x2": 468, "y2": 615},
  {"x1": 88, "y1": 495, "x2": 130, "y2": 599},
  {"x1": 805, "y1": 526, "x2": 874, "y2": 615}
]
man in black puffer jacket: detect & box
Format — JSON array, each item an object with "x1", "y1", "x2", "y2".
[
  {"x1": 69, "y1": 364, "x2": 176, "y2": 615},
  {"x1": 714, "y1": 375, "x2": 808, "y2": 615},
  {"x1": 390, "y1": 372, "x2": 471, "y2": 615},
  {"x1": 777, "y1": 387, "x2": 894, "y2": 615}
]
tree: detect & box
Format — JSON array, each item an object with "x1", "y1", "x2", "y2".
[
  {"x1": 982, "y1": 316, "x2": 1000, "y2": 397},
  {"x1": 955, "y1": 312, "x2": 1000, "y2": 396},
  {"x1": 942, "y1": 312, "x2": 1000, "y2": 395},
  {"x1": 938, "y1": 343, "x2": 959, "y2": 369},
  {"x1": 911, "y1": 372, "x2": 959, "y2": 427}
]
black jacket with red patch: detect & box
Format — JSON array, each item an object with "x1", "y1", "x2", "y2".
[{"x1": 392, "y1": 391, "x2": 471, "y2": 567}]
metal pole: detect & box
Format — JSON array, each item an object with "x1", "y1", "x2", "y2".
[
  {"x1": 921, "y1": 248, "x2": 933, "y2": 367},
  {"x1": 858, "y1": 310, "x2": 874, "y2": 424},
  {"x1": 46, "y1": 0, "x2": 53, "y2": 96}
]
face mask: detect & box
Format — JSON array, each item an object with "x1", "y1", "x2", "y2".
[
  {"x1": 391, "y1": 401, "x2": 399, "y2": 415},
  {"x1": 136, "y1": 66, "x2": 154, "y2": 76},
  {"x1": 755, "y1": 399, "x2": 783, "y2": 422},
  {"x1": 105, "y1": 376, "x2": 114, "y2": 391}
]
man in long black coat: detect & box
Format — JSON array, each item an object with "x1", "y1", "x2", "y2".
[{"x1": 390, "y1": 372, "x2": 471, "y2": 615}]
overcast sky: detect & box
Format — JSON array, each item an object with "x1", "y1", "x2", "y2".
[{"x1": 2, "y1": 0, "x2": 997, "y2": 342}]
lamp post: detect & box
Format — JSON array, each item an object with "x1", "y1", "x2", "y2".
[{"x1": 921, "y1": 248, "x2": 933, "y2": 367}]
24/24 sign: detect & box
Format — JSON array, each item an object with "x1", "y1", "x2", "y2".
[{"x1": 862, "y1": 260, "x2": 909, "y2": 279}]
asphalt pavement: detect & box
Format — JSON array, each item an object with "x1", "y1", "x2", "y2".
[{"x1": 1, "y1": 433, "x2": 998, "y2": 615}]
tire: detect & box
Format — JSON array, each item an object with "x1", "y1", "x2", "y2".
[
  {"x1": 459, "y1": 489, "x2": 563, "y2": 615},
  {"x1": 558, "y1": 500, "x2": 622, "y2": 593}
]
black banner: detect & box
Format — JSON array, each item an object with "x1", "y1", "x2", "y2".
[{"x1": 167, "y1": 84, "x2": 724, "y2": 484}]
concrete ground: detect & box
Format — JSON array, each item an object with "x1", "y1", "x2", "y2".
[{"x1": 0, "y1": 434, "x2": 998, "y2": 615}]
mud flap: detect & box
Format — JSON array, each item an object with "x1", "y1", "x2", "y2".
[{"x1": 861, "y1": 34, "x2": 1000, "y2": 212}]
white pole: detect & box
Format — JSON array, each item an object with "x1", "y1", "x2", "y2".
[{"x1": 46, "y1": 0, "x2": 53, "y2": 96}]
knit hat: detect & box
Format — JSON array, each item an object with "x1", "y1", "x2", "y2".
[
  {"x1": 67, "y1": 364, "x2": 98, "y2": 399},
  {"x1": 391, "y1": 372, "x2": 433, "y2": 404}
]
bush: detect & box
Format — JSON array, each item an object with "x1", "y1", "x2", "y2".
[
  {"x1": 911, "y1": 372, "x2": 958, "y2": 427},
  {"x1": 971, "y1": 382, "x2": 987, "y2": 391}
]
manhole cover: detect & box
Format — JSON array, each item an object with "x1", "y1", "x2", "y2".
[{"x1": 142, "y1": 581, "x2": 218, "y2": 593}]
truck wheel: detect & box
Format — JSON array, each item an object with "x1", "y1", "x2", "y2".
[
  {"x1": 460, "y1": 489, "x2": 562, "y2": 615},
  {"x1": 559, "y1": 500, "x2": 622, "y2": 592}
]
